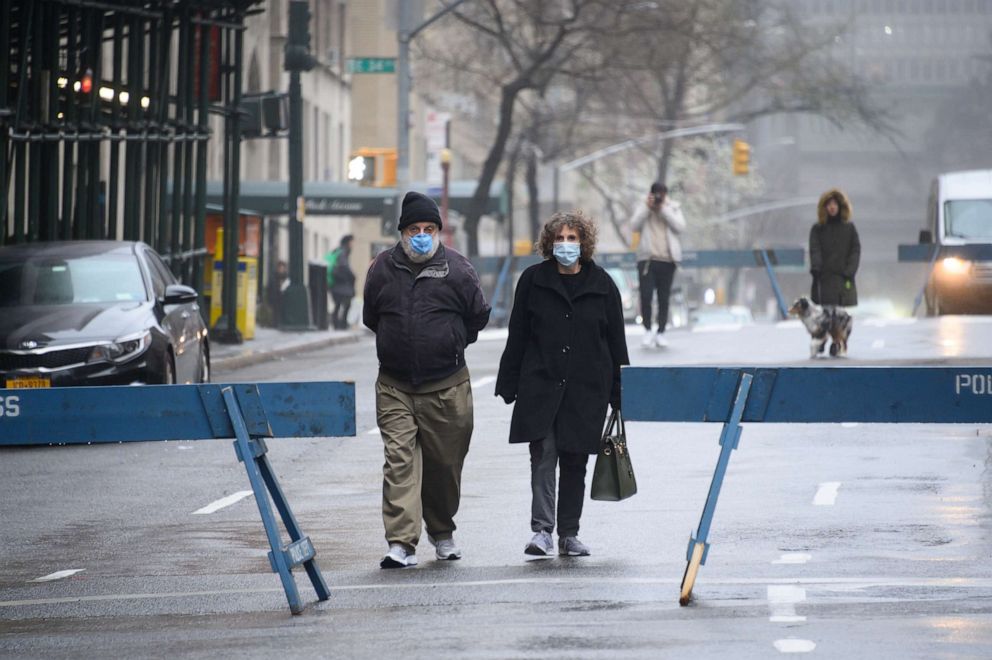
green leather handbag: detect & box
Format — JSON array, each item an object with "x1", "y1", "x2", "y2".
[{"x1": 590, "y1": 408, "x2": 637, "y2": 501}]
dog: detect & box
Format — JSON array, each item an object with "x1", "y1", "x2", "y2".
[{"x1": 788, "y1": 296, "x2": 853, "y2": 358}]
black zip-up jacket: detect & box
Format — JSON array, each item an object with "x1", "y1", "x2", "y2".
[{"x1": 363, "y1": 243, "x2": 491, "y2": 386}]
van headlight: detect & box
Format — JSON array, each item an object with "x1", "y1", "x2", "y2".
[
  {"x1": 87, "y1": 330, "x2": 152, "y2": 364},
  {"x1": 940, "y1": 256, "x2": 970, "y2": 276}
]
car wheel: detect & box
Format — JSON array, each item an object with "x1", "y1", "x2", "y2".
[
  {"x1": 162, "y1": 352, "x2": 176, "y2": 385},
  {"x1": 198, "y1": 346, "x2": 210, "y2": 383}
]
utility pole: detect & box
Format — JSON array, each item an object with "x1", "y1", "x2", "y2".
[
  {"x1": 212, "y1": 19, "x2": 245, "y2": 344},
  {"x1": 396, "y1": 0, "x2": 469, "y2": 213},
  {"x1": 281, "y1": 0, "x2": 318, "y2": 329}
]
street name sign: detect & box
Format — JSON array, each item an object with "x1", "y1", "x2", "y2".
[{"x1": 347, "y1": 57, "x2": 396, "y2": 73}]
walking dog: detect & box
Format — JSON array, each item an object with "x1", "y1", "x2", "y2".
[{"x1": 788, "y1": 296, "x2": 853, "y2": 358}]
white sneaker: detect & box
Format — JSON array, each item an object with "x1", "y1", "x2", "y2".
[
  {"x1": 654, "y1": 333, "x2": 669, "y2": 348},
  {"x1": 380, "y1": 543, "x2": 418, "y2": 569},
  {"x1": 428, "y1": 535, "x2": 462, "y2": 560},
  {"x1": 524, "y1": 530, "x2": 554, "y2": 556},
  {"x1": 641, "y1": 328, "x2": 657, "y2": 348}
]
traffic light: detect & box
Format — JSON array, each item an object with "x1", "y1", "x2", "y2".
[
  {"x1": 348, "y1": 154, "x2": 376, "y2": 186},
  {"x1": 732, "y1": 138, "x2": 750, "y2": 176},
  {"x1": 285, "y1": 0, "x2": 317, "y2": 71},
  {"x1": 347, "y1": 148, "x2": 397, "y2": 187},
  {"x1": 80, "y1": 68, "x2": 93, "y2": 94}
]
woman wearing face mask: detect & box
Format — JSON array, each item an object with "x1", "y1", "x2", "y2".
[{"x1": 495, "y1": 210, "x2": 630, "y2": 558}]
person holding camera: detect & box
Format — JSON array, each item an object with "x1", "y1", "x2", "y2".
[{"x1": 630, "y1": 182, "x2": 686, "y2": 348}]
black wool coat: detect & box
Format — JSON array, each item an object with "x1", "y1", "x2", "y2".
[{"x1": 495, "y1": 259, "x2": 630, "y2": 454}]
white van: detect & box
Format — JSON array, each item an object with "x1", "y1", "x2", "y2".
[{"x1": 920, "y1": 169, "x2": 992, "y2": 315}]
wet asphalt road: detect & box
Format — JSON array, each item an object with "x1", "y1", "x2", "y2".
[{"x1": 2, "y1": 315, "x2": 992, "y2": 658}]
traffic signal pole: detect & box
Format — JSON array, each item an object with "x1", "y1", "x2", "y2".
[
  {"x1": 213, "y1": 21, "x2": 245, "y2": 344},
  {"x1": 552, "y1": 123, "x2": 745, "y2": 211},
  {"x1": 281, "y1": 66, "x2": 309, "y2": 329},
  {"x1": 281, "y1": 0, "x2": 317, "y2": 330}
]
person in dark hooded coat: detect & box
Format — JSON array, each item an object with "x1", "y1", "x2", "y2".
[
  {"x1": 495, "y1": 210, "x2": 630, "y2": 559},
  {"x1": 809, "y1": 188, "x2": 860, "y2": 307}
]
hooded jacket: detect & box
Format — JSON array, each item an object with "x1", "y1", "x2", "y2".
[
  {"x1": 809, "y1": 188, "x2": 860, "y2": 306},
  {"x1": 363, "y1": 243, "x2": 491, "y2": 386}
]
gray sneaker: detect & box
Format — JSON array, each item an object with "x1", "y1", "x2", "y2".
[
  {"x1": 380, "y1": 543, "x2": 418, "y2": 569},
  {"x1": 558, "y1": 536, "x2": 591, "y2": 557},
  {"x1": 525, "y1": 530, "x2": 554, "y2": 556},
  {"x1": 428, "y1": 535, "x2": 462, "y2": 560}
]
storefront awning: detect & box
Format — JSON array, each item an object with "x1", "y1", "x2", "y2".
[{"x1": 204, "y1": 180, "x2": 506, "y2": 217}]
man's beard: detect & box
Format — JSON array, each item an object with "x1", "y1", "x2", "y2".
[{"x1": 401, "y1": 235, "x2": 439, "y2": 263}]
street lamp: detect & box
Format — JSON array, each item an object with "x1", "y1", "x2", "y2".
[{"x1": 440, "y1": 147, "x2": 452, "y2": 245}]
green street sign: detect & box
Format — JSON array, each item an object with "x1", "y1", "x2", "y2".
[{"x1": 347, "y1": 57, "x2": 396, "y2": 74}]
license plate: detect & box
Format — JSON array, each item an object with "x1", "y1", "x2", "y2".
[{"x1": 5, "y1": 376, "x2": 51, "y2": 389}]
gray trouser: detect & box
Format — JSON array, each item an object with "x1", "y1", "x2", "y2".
[
  {"x1": 530, "y1": 428, "x2": 589, "y2": 538},
  {"x1": 376, "y1": 379, "x2": 473, "y2": 551}
]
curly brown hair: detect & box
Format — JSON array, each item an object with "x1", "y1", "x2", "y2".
[{"x1": 535, "y1": 210, "x2": 599, "y2": 262}]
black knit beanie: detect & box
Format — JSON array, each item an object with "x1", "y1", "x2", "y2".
[{"x1": 397, "y1": 191, "x2": 442, "y2": 232}]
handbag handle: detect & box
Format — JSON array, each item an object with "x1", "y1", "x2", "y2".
[{"x1": 602, "y1": 407, "x2": 625, "y2": 440}]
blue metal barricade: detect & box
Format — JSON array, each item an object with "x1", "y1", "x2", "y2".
[
  {"x1": 621, "y1": 366, "x2": 992, "y2": 605},
  {"x1": 0, "y1": 381, "x2": 356, "y2": 615},
  {"x1": 475, "y1": 248, "x2": 804, "y2": 325}
]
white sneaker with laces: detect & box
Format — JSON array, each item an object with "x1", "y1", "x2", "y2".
[
  {"x1": 524, "y1": 530, "x2": 554, "y2": 556},
  {"x1": 428, "y1": 535, "x2": 462, "y2": 560},
  {"x1": 654, "y1": 333, "x2": 669, "y2": 348},
  {"x1": 641, "y1": 328, "x2": 657, "y2": 348},
  {"x1": 558, "y1": 536, "x2": 591, "y2": 557},
  {"x1": 380, "y1": 543, "x2": 418, "y2": 569}
]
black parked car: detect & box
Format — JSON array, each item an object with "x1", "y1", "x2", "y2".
[{"x1": 0, "y1": 241, "x2": 209, "y2": 388}]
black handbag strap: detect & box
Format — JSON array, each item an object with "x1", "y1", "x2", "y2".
[{"x1": 602, "y1": 408, "x2": 625, "y2": 441}]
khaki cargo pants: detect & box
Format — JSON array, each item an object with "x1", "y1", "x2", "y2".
[{"x1": 375, "y1": 378, "x2": 473, "y2": 551}]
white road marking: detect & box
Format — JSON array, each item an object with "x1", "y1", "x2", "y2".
[
  {"x1": 772, "y1": 553, "x2": 812, "y2": 565},
  {"x1": 471, "y1": 375, "x2": 496, "y2": 389},
  {"x1": 813, "y1": 481, "x2": 841, "y2": 506},
  {"x1": 774, "y1": 639, "x2": 816, "y2": 653},
  {"x1": 6, "y1": 575, "x2": 992, "y2": 608},
  {"x1": 192, "y1": 490, "x2": 253, "y2": 515},
  {"x1": 31, "y1": 569, "x2": 85, "y2": 583},
  {"x1": 871, "y1": 339, "x2": 885, "y2": 349},
  {"x1": 862, "y1": 318, "x2": 917, "y2": 327},
  {"x1": 841, "y1": 422, "x2": 859, "y2": 428},
  {"x1": 476, "y1": 327, "x2": 509, "y2": 342},
  {"x1": 767, "y1": 585, "x2": 807, "y2": 623},
  {"x1": 367, "y1": 427, "x2": 381, "y2": 435}
]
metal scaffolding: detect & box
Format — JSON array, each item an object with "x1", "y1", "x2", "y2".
[{"x1": 0, "y1": 0, "x2": 258, "y2": 305}]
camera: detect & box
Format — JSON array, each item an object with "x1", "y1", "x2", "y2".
[{"x1": 652, "y1": 193, "x2": 663, "y2": 205}]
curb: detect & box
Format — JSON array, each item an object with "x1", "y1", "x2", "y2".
[{"x1": 211, "y1": 331, "x2": 366, "y2": 371}]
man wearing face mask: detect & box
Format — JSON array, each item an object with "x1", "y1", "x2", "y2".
[
  {"x1": 496, "y1": 210, "x2": 629, "y2": 557},
  {"x1": 363, "y1": 191, "x2": 491, "y2": 569}
]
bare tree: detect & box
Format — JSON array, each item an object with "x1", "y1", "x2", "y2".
[
  {"x1": 415, "y1": 0, "x2": 626, "y2": 255},
  {"x1": 596, "y1": 0, "x2": 895, "y2": 182}
]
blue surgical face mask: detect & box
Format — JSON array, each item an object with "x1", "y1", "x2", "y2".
[
  {"x1": 410, "y1": 233, "x2": 434, "y2": 255},
  {"x1": 553, "y1": 242, "x2": 581, "y2": 267}
]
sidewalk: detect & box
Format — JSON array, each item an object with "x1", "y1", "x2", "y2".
[{"x1": 210, "y1": 324, "x2": 368, "y2": 371}]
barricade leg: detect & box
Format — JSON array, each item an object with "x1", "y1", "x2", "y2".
[
  {"x1": 222, "y1": 386, "x2": 312, "y2": 615},
  {"x1": 680, "y1": 372, "x2": 752, "y2": 606},
  {"x1": 759, "y1": 250, "x2": 789, "y2": 320},
  {"x1": 257, "y1": 456, "x2": 330, "y2": 601}
]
